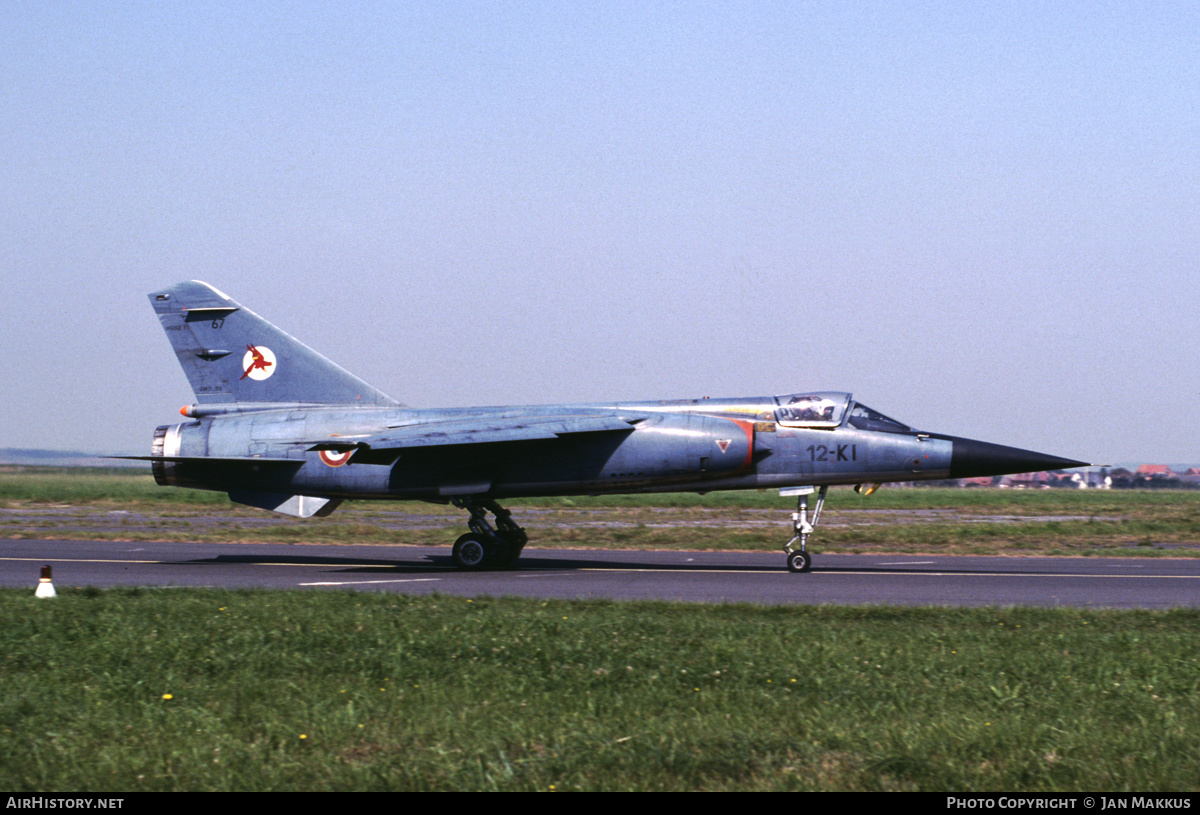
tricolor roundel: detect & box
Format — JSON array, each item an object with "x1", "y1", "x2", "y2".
[{"x1": 319, "y1": 448, "x2": 353, "y2": 467}]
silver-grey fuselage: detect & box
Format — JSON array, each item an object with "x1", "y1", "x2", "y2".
[{"x1": 155, "y1": 392, "x2": 950, "y2": 502}]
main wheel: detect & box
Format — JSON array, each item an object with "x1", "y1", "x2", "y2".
[
  {"x1": 490, "y1": 531, "x2": 524, "y2": 568},
  {"x1": 786, "y1": 550, "x2": 812, "y2": 573},
  {"x1": 452, "y1": 534, "x2": 489, "y2": 571}
]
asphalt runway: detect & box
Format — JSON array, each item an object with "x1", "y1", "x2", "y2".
[{"x1": 3, "y1": 538, "x2": 1199, "y2": 608}]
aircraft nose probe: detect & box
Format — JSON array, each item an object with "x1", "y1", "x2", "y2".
[{"x1": 941, "y1": 436, "x2": 1090, "y2": 480}]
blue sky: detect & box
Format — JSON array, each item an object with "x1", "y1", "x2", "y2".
[{"x1": 2, "y1": 1, "x2": 1197, "y2": 465}]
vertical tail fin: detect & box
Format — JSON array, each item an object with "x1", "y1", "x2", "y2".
[{"x1": 149, "y1": 281, "x2": 400, "y2": 406}]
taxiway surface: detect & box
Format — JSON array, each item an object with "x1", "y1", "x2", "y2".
[{"x1": 3, "y1": 539, "x2": 1198, "y2": 608}]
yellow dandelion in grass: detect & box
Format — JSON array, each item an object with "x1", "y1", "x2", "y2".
[
  {"x1": 161, "y1": 693, "x2": 173, "y2": 700},
  {"x1": 300, "y1": 734, "x2": 308, "y2": 740}
]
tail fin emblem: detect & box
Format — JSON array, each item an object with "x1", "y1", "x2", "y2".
[{"x1": 241, "y1": 345, "x2": 276, "y2": 381}]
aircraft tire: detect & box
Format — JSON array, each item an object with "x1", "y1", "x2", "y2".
[
  {"x1": 492, "y1": 533, "x2": 524, "y2": 568},
  {"x1": 786, "y1": 551, "x2": 812, "y2": 573},
  {"x1": 452, "y1": 534, "x2": 489, "y2": 571},
  {"x1": 505, "y1": 542, "x2": 526, "y2": 567},
  {"x1": 486, "y1": 537, "x2": 512, "y2": 569}
]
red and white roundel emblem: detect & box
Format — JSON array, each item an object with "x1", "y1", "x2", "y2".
[
  {"x1": 241, "y1": 345, "x2": 276, "y2": 381},
  {"x1": 319, "y1": 448, "x2": 353, "y2": 467}
]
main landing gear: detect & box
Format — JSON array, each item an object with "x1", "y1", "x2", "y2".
[
  {"x1": 782, "y1": 485, "x2": 827, "y2": 573},
  {"x1": 449, "y1": 497, "x2": 529, "y2": 571}
]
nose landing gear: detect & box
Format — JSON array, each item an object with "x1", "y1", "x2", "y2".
[{"x1": 782, "y1": 485, "x2": 827, "y2": 573}]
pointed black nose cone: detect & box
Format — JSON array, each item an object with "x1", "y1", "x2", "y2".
[{"x1": 940, "y1": 436, "x2": 1089, "y2": 479}]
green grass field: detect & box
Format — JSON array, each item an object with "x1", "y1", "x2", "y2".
[{"x1": 3, "y1": 589, "x2": 1198, "y2": 791}]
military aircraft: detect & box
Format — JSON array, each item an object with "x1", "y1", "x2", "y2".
[{"x1": 127, "y1": 281, "x2": 1087, "y2": 573}]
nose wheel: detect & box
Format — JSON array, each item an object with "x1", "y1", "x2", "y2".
[
  {"x1": 787, "y1": 550, "x2": 812, "y2": 573},
  {"x1": 782, "y1": 485, "x2": 826, "y2": 574}
]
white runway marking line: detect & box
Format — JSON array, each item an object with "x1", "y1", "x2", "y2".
[
  {"x1": 877, "y1": 560, "x2": 936, "y2": 565},
  {"x1": 299, "y1": 578, "x2": 441, "y2": 587},
  {"x1": 0, "y1": 555, "x2": 439, "y2": 570},
  {"x1": 813, "y1": 571, "x2": 1200, "y2": 580},
  {"x1": 572, "y1": 567, "x2": 1200, "y2": 580},
  {"x1": 579, "y1": 567, "x2": 782, "y2": 575},
  {"x1": 1, "y1": 555, "x2": 162, "y2": 565}
]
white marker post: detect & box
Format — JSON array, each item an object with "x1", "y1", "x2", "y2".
[{"x1": 35, "y1": 564, "x2": 56, "y2": 598}]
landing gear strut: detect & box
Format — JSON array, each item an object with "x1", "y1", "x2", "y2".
[
  {"x1": 782, "y1": 485, "x2": 827, "y2": 573},
  {"x1": 449, "y1": 497, "x2": 528, "y2": 571}
]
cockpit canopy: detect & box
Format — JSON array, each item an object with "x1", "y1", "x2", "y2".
[
  {"x1": 774, "y1": 392, "x2": 912, "y2": 434},
  {"x1": 774, "y1": 392, "x2": 849, "y2": 428}
]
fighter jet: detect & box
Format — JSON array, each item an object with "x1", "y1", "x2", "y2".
[{"x1": 129, "y1": 281, "x2": 1087, "y2": 573}]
